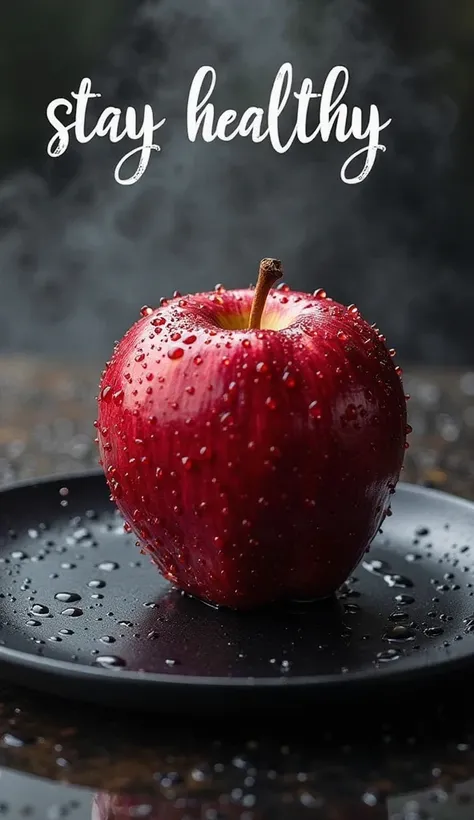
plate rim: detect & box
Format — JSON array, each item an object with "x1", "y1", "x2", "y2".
[{"x1": 0, "y1": 470, "x2": 474, "y2": 695}]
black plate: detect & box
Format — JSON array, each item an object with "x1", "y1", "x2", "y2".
[{"x1": 0, "y1": 471, "x2": 473, "y2": 712}]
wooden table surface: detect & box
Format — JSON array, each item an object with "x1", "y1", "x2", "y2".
[{"x1": 0, "y1": 356, "x2": 474, "y2": 820}]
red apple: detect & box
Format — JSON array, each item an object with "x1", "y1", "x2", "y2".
[{"x1": 96, "y1": 259, "x2": 407, "y2": 610}]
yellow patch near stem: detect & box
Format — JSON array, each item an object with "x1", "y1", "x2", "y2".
[{"x1": 214, "y1": 308, "x2": 293, "y2": 331}]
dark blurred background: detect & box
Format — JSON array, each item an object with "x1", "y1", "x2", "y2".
[{"x1": 0, "y1": 0, "x2": 473, "y2": 364}]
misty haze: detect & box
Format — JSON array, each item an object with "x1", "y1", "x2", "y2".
[{"x1": 0, "y1": 0, "x2": 471, "y2": 364}]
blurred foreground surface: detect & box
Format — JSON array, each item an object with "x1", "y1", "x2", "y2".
[{"x1": 0, "y1": 356, "x2": 473, "y2": 819}]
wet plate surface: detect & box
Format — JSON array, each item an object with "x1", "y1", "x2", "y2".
[{"x1": 0, "y1": 472, "x2": 473, "y2": 712}]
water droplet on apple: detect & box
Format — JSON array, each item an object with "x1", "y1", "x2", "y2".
[
  {"x1": 256, "y1": 362, "x2": 268, "y2": 374},
  {"x1": 383, "y1": 573, "x2": 414, "y2": 589},
  {"x1": 171, "y1": 332, "x2": 182, "y2": 342},
  {"x1": 309, "y1": 401, "x2": 321, "y2": 419},
  {"x1": 113, "y1": 389, "x2": 124, "y2": 405},
  {"x1": 194, "y1": 356, "x2": 203, "y2": 366},
  {"x1": 183, "y1": 335, "x2": 197, "y2": 345},
  {"x1": 140, "y1": 306, "x2": 153, "y2": 317},
  {"x1": 181, "y1": 457, "x2": 193, "y2": 470},
  {"x1": 265, "y1": 397, "x2": 277, "y2": 410},
  {"x1": 168, "y1": 347, "x2": 184, "y2": 360},
  {"x1": 134, "y1": 353, "x2": 145, "y2": 362},
  {"x1": 101, "y1": 386, "x2": 112, "y2": 402},
  {"x1": 282, "y1": 371, "x2": 296, "y2": 388},
  {"x1": 313, "y1": 289, "x2": 327, "y2": 299}
]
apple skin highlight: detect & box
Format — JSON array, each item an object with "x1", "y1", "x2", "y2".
[{"x1": 97, "y1": 282, "x2": 407, "y2": 610}]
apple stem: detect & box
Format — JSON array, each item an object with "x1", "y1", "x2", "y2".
[{"x1": 247, "y1": 258, "x2": 283, "y2": 330}]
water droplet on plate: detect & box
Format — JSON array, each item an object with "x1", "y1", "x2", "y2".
[
  {"x1": 424, "y1": 626, "x2": 444, "y2": 637},
  {"x1": 30, "y1": 604, "x2": 49, "y2": 617},
  {"x1": 377, "y1": 649, "x2": 400, "y2": 663},
  {"x1": 363, "y1": 559, "x2": 390, "y2": 575},
  {"x1": 88, "y1": 580, "x2": 106, "y2": 589},
  {"x1": 388, "y1": 611, "x2": 409, "y2": 622},
  {"x1": 98, "y1": 562, "x2": 119, "y2": 572},
  {"x1": 394, "y1": 594, "x2": 415, "y2": 605},
  {"x1": 54, "y1": 592, "x2": 81, "y2": 604},
  {"x1": 95, "y1": 656, "x2": 126, "y2": 669},
  {"x1": 384, "y1": 625, "x2": 416, "y2": 642},
  {"x1": 61, "y1": 607, "x2": 83, "y2": 618}
]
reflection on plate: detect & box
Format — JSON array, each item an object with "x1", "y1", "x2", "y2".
[{"x1": 0, "y1": 473, "x2": 473, "y2": 711}]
